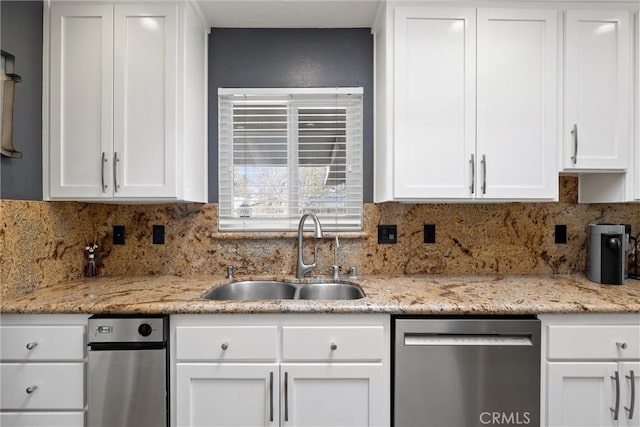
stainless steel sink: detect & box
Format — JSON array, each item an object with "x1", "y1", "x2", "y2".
[
  {"x1": 296, "y1": 282, "x2": 365, "y2": 300},
  {"x1": 203, "y1": 280, "x2": 296, "y2": 300},
  {"x1": 203, "y1": 280, "x2": 365, "y2": 301}
]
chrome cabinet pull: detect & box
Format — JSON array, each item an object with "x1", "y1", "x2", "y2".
[
  {"x1": 612, "y1": 371, "x2": 621, "y2": 420},
  {"x1": 617, "y1": 342, "x2": 628, "y2": 350},
  {"x1": 101, "y1": 152, "x2": 108, "y2": 192},
  {"x1": 26, "y1": 385, "x2": 38, "y2": 394},
  {"x1": 221, "y1": 342, "x2": 228, "y2": 351},
  {"x1": 269, "y1": 371, "x2": 274, "y2": 422},
  {"x1": 570, "y1": 124, "x2": 578, "y2": 165},
  {"x1": 284, "y1": 371, "x2": 289, "y2": 422},
  {"x1": 330, "y1": 343, "x2": 337, "y2": 351},
  {"x1": 469, "y1": 154, "x2": 475, "y2": 194},
  {"x1": 626, "y1": 370, "x2": 636, "y2": 420},
  {"x1": 481, "y1": 155, "x2": 487, "y2": 195},
  {"x1": 25, "y1": 342, "x2": 38, "y2": 350},
  {"x1": 113, "y1": 152, "x2": 119, "y2": 192}
]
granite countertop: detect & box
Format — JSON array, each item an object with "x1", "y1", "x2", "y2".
[{"x1": 2, "y1": 274, "x2": 640, "y2": 315}]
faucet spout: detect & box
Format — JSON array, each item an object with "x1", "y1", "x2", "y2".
[{"x1": 296, "y1": 212, "x2": 324, "y2": 278}]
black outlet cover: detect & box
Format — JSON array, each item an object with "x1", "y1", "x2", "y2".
[
  {"x1": 113, "y1": 225, "x2": 125, "y2": 245},
  {"x1": 424, "y1": 224, "x2": 436, "y2": 244},
  {"x1": 378, "y1": 225, "x2": 397, "y2": 244},
  {"x1": 153, "y1": 225, "x2": 165, "y2": 245},
  {"x1": 555, "y1": 224, "x2": 567, "y2": 244}
]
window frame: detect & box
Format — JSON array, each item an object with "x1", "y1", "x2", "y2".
[{"x1": 218, "y1": 87, "x2": 364, "y2": 232}]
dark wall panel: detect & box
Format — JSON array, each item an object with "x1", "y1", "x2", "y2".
[
  {"x1": 0, "y1": 1, "x2": 43, "y2": 200},
  {"x1": 208, "y1": 28, "x2": 374, "y2": 202}
]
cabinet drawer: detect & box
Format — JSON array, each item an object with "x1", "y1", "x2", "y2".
[
  {"x1": 0, "y1": 411, "x2": 85, "y2": 427},
  {"x1": 547, "y1": 325, "x2": 640, "y2": 360},
  {"x1": 0, "y1": 326, "x2": 85, "y2": 361},
  {"x1": 1, "y1": 363, "x2": 85, "y2": 410},
  {"x1": 176, "y1": 326, "x2": 278, "y2": 361},
  {"x1": 282, "y1": 326, "x2": 384, "y2": 361}
]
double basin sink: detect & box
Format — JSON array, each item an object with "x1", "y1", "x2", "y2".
[{"x1": 203, "y1": 279, "x2": 365, "y2": 301}]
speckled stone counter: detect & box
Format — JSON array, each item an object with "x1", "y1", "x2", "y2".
[{"x1": 2, "y1": 274, "x2": 639, "y2": 315}]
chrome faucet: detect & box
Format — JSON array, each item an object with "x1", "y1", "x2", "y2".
[{"x1": 296, "y1": 212, "x2": 324, "y2": 278}]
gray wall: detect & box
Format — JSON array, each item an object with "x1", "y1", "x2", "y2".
[
  {"x1": 0, "y1": 1, "x2": 43, "y2": 200},
  {"x1": 208, "y1": 28, "x2": 374, "y2": 203}
]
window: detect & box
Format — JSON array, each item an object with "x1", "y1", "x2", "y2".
[{"x1": 218, "y1": 88, "x2": 363, "y2": 231}]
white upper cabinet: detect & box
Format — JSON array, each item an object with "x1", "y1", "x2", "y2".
[
  {"x1": 575, "y1": 9, "x2": 638, "y2": 203},
  {"x1": 377, "y1": 6, "x2": 558, "y2": 202},
  {"x1": 476, "y1": 9, "x2": 558, "y2": 200},
  {"x1": 49, "y1": 5, "x2": 114, "y2": 199},
  {"x1": 392, "y1": 8, "x2": 476, "y2": 200},
  {"x1": 113, "y1": 5, "x2": 178, "y2": 199},
  {"x1": 635, "y1": 11, "x2": 640, "y2": 201},
  {"x1": 563, "y1": 9, "x2": 631, "y2": 171},
  {"x1": 46, "y1": 2, "x2": 207, "y2": 202}
]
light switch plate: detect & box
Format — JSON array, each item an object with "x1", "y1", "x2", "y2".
[{"x1": 378, "y1": 225, "x2": 397, "y2": 244}]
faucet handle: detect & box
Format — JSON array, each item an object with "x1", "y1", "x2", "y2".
[
  {"x1": 331, "y1": 265, "x2": 341, "y2": 281},
  {"x1": 226, "y1": 265, "x2": 236, "y2": 279}
]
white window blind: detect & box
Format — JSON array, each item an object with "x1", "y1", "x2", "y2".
[{"x1": 218, "y1": 88, "x2": 363, "y2": 231}]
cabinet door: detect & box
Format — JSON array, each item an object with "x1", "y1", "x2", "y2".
[
  {"x1": 477, "y1": 9, "x2": 558, "y2": 200},
  {"x1": 547, "y1": 362, "x2": 618, "y2": 427},
  {"x1": 113, "y1": 4, "x2": 178, "y2": 198},
  {"x1": 635, "y1": 12, "x2": 640, "y2": 201},
  {"x1": 620, "y1": 362, "x2": 640, "y2": 427},
  {"x1": 176, "y1": 363, "x2": 279, "y2": 427},
  {"x1": 49, "y1": 4, "x2": 114, "y2": 198},
  {"x1": 393, "y1": 8, "x2": 476, "y2": 199},
  {"x1": 282, "y1": 363, "x2": 387, "y2": 427},
  {"x1": 564, "y1": 10, "x2": 631, "y2": 170}
]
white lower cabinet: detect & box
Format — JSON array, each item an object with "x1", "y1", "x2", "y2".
[
  {"x1": 541, "y1": 314, "x2": 640, "y2": 427},
  {"x1": 172, "y1": 314, "x2": 390, "y2": 427},
  {"x1": 0, "y1": 314, "x2": 89, "y2": 427},
  {"x1": 176, "y1": 363, "x2": 279, "y2": 427},
  {"x1": 282, "y1": 364, "x2": 386, "y2": 427}
]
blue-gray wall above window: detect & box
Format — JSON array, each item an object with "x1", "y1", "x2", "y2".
[
  {"x1": 208, "y1": 28, "x2": 374, "y2": 203},
  {"x1": 0, "y1": 1, "x2": 43, "y2": 200}
]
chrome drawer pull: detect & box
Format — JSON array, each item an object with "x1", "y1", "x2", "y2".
[
  {"x1": 570, "y1": 123, "x2": 578, "y2": 165},
  {"x1": 481, "y1": 154, "x2": 487, "y2": 195},
  {"x1": 617, "y1": 342, "x2": 628, "y2": 350},
  {"x1": 469, "y1": 154, "x2": 475, "y2": 194},
  {"x1": 221, "y1": 342, "x2": 228, "y2": 351},
  {"x1": 330, "y1": 343, "x2": 337, "y2": 351},
  {"x1": 26, "y1": 385, "x2": 38, "y2": 394},
  {"x1": 269, "y1": 372, "x2": 274, "y2": 422},
  {"x1": 101, "y1": 152, "x2": 108, "y2": 192},
  {"x1": 25, "y1": 341, "x2": 38, "y2": 350},
  {"x1": 284, "y1": 372, "x2": 289, "y2": 422},
  {"x1": 113, "y1": 152, "x2": 120, "y2": 192},
  {"x1": 626, "y1": 370, "x2": 636, "y2": 420},
  {"x1": 611, "y1": 371, "x2": 620, "y2": 420}
]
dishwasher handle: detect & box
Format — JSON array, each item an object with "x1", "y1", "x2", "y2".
[
  {"x1": 404, "y1": 334, "x2": 534, "y2": 346},
  {"x1": 89, "y1": 342, "x2": 166, "y2": 351}
]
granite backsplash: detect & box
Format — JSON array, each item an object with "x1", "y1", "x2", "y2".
[{"x1": 2, "y1": 177, "x2": 639, "y2": 298}]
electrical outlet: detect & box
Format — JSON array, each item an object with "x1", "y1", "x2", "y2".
[
  {"x1": 113, "y1": 225, "x2": 125, "y2": 245},
  {"x1": 424, "y1": 224, "x2": 436, "y2": 244},
  {"x1": 378, "y1": 225, "x2": 397, "y2": 244},
  {"x1": 555, "y1": 224, "x2": 567, "y2": 244},
  {"x1": 153, "y1": 225, "x2": 165, "y2": 244}
]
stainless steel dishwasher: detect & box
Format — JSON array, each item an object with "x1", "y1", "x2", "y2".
[
  {"x1": 88, "y1": 315, "x2": 168, "y2": 427},
  {"x1": 394, "y1": 316, "x2": 540, "y2": 427}
]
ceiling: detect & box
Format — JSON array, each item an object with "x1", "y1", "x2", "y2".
[{"x1": 196, "y1": 0, "x2": 382, "y2": 28}]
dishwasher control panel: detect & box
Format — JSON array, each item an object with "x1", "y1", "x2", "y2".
[{"x1": 88, "y1": 316, "x2": 166, "y2": 343}]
